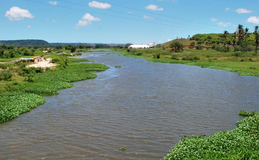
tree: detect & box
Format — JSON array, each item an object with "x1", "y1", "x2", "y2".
[
  {"x1": 190, "y1": 41, "x2": 195, "y2": 47},
  {"x1": 236, "y1": 25, "x2": 250, "y2": 53},
  {"x1": 78, "y1": 44, "x2": 84, "y2": 49},
  {"x1": 223, "y1": 30, "x2": 229, "y2": 52},
  {"x1": 170, "y1": 41, "x2": 183, "y2": 52},
  {"x1": 254, "y1": 26, "x2": 259, "y2": 56},
  {"x1": 125, "y1": 43, "x2": 132, "y2": 49}
]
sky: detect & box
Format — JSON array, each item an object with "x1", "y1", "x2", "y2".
[{"x1": 1, "y1": 0, "x2": 259, "y2": 44}]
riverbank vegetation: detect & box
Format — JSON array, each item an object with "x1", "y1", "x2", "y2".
[
  {"x1": 114, "y1": 24, "x2": 259, "y2": 77},
  {"x1": 164, "y1": 111, "x2": 259, "y2": 159},
  {"x1": 0, "y1": 55, "x2": 108, "y2": 123}
]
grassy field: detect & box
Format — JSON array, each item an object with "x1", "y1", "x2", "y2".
[
  {"x1": 113, "y1": 48, "x2": 259, "y2": 77},
  {"x1": 0, "y1": 56, "x2": 108, "y2": 123}
]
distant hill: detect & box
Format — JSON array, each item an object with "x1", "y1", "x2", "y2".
[
  {"x1": 0, "y1": 40, "x2": 50, "y2": 46},
  {"x1": 160, "y1": 38, "x2": 196, "y2": 48}
]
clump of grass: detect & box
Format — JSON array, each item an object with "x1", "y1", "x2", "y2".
[
  {"x1": 164, "y1": 111, "x2": 259, "y2": 160},
  {"x1": 115, "y1": 66, "x2": 122, "y2": 68}
]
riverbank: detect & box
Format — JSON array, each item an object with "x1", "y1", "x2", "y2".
[
  {"x1": 164, "y1": 112, "x2": 259, "y2": 159},
  {"x1": 113, "y1": 49, "x2": 259, "y2": 77},
  {"x1": 0, "y1": 57, "x2": 109, "y2": 123}
]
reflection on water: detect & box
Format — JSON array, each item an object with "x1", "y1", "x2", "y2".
[{"x1": 1, "y1": 50, "x2": 259, "y2": 159}]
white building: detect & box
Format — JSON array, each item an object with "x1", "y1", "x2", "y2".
[{"x1": 128, "y1": 44, "x2": 150, "y2": 49}]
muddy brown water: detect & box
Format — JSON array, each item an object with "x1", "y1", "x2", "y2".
[{"x1": 1, "y1": 49, "x2": 259, "y2": 159}]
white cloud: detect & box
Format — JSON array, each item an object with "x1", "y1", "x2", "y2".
[
  {"x1": 76, "y1": 13, "x2": 100, "y2": 28},
  {"x1": 146, "y1": 4, "x2": 164, "y2": 11},
  {"x1": 236, "y1": 8, "x2": 252, "y2": 14},
  {"x1": 225, "y1": 7, "x2": 230, "y2": 11},
  {"x1": 217, "y1": 21, "x2": 231, "y2": 27},
  {"x1": 76, "y1": 20, "x2": 90, "y2": 28},
  {"x1": 5, "y1": 6, "x2": 34, "y2": 21},
  {"x1": 49, "y1": 1, "x2": 57, "y2": 5},
  {"x1": 27, "y1": 25, "x2": 32, "y2": 28},
  {"x1": 233, "y1": 24, "x2": 238, "y2": 28},
  {"x1": 88, "y1": 1, "x2": 111, "y2": 9},
  {"x1": 82, "y1": 13, "x2": 101, "y2": 21},
  {"x1": 211, "y1": 18, "x2": 218, "y2": 22},
  {"x1": 247, "y1": 16, "x2": 259, "y2": 24},
  {"x1": 143, "y1": 15, "x2": 155, "y2": 20}
]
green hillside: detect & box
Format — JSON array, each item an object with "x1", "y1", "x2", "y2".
[
  {"x1": 160, "y1": 33, "x2": 256, "y2": 48},
  {"x1": 0, "y1": 40, "x2": 50, "y2": 46}
]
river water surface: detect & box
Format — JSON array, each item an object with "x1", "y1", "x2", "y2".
[{"x1": 1, "y1": 49, "x2": 259, "y2": 159}]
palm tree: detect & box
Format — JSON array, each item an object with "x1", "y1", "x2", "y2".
[
  {"x1": 254, "y1": 26, "x2": 259, "y2": 56},
  {"x1": 223, "y1": 30, "x2": 229, "y2": 52}
]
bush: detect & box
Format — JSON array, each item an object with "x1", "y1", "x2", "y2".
[
  {"x1": 170, "y1": 42, "x2": 183, "y2": 52},
  {"x1": 22, "y1": 67, "x2": 36, "y2": 75},
  {"x1": 0, "y1": 70, "x2": 12, "y2": 81},
  {"x1": 196, "y1": 45, "x2": 203, "y2": 50},
  {"x1": 171, "y1": 54, "x2": 179, "y2": 60},
  {"x1": 153, "y1": 53, "x2": 160, "y2": 59}
]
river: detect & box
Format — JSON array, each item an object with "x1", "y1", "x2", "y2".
[{"x1": 0, "y1": 49, "x2": 259, "y2": 159}]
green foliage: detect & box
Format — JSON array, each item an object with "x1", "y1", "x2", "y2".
[
  {"x1": 153, "y1": 53, "x2": 160, "y2": 59},
  {"x1": 115, "y1": 66, "x2": 122, "y2": 68},
  {"x1": 119, "y1": 146, "x2": 126, "y2": 151},
  {"x1": 196, "y1": 44, "x2": 203, "y2": 50},
  {"x1": 190, "y1": 41, "x2": 196, "y2": 46},
  {"x1": 170, "y1": 41, "x2": 183, "y2": 52},
  {"x1": 164, "y1": 112, "x2": 259, "y2": 160},
  {"x1": 0, "y1": 92, "x2": 46, "y2": 123},
  {"x1": 65, "y1": 45, "x2": 77, "y2": 53},
  {"x1": 171, "y1": 54, "x2": 179, "y2": 60},
  {"x1": 239, "y1": 110, "x2": 256, "y2": 117},
  {"x1": 0, "y1": 70, "x2": 12, "y2": 81}
]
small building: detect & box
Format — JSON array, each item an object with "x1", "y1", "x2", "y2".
[{"x1": 128, "y1": 44, "x2": 150, "y2": 49}]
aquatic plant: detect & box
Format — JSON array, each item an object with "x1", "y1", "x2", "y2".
[
  {"x1": 238, "y1": 110, "x2": 256, "y2": 117},
  {"x1": 115, "y1": 66, "x2": 122, "y2": 68},
  {"x1": 164, "y1": 111, "x2": 259, "y2": 160},
  {"x1": 0, "y1": 92, "x2": 46, "y2": 123},
  {"x1": 119, "y1": 146, "x2": 126, "y2": 151}
]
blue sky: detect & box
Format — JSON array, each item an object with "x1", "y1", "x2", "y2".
[{"x1": 1, "y1": 0, "x2": 259, "y2": 44}]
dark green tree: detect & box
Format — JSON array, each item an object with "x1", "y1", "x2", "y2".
[
  {"x1": 170, "y1": 41, "x2": 183, "y2": 52},
  {"x1": 223, "y1": 30, "x2": 229, "y2": 52},
  {"x1": 254, "y1": 26, "x2": 259, "y2": 56}
]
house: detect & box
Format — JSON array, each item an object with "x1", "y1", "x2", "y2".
[{"x1": 128, "y1": 44, "x2": 150, "y2": 49}]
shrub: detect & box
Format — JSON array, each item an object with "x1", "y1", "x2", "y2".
[
  {"x1": 170, "y1": 42, "x2": 183, "y2": 52},
  {"x1": 171, "y1": 54, "x2": 179, "y2": 60},
  {"x1": 196, "y1": 45, "x2": 203, "y2": 50},
  {"x1": 0, "y1": 70, "x2": 12, "y2": 81},
  {"x1": 153, "y1": 53, "x2": 160, "y2": 59}
]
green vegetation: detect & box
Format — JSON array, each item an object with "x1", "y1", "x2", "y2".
[
  {"x1": 164, "y1": 111, "x2": 259, "y2": 160},
  {"x1": 0, "y1": 40, "x2": 50, "y2": 46},
  {"x1": 115, "y1": 66, "x2": 122, "y2": 68},
  {"x1": 0, "y1": 92, "x2": 46, "y2": 123},
  {"x1": 113, "y1": 24, "x2": 259, "y2": 77},
  {"x1": 119, "y1": 146, "x2": 126, "y2": 151},
  {"x1": 0, "y1": 55, "x2": 108, "y2": 123},
  {"x1": 238, "y1": 110, "x2": 257, "y2": 117}
]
